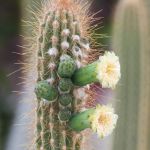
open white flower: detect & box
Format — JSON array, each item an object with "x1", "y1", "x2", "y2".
[
  {"x1": 95, "y1": 51, "x2": 121, "y2": 89},
  {"x1": 89, "y1": 103, "x2": 118, "y2": 139}
]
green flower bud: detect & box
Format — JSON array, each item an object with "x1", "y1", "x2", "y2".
[
  {"x1": 58, "y1": 58, "x2": 76, "y2": 78},
  {"x1": 34, "y1": 81, "x2": 57, "y2": 101},
  {"x1": 59, "y1": 94, "x2": 72, "y2": 106},
  {"x1": 68, "y1": 108, "x2": 95, "y2": 131},
  {"x1": 59, "y1": 109, "x2": 71, "y2": 121},
  {"x1": 59, "y1": 78, "x2": 73, "y2": 91}
]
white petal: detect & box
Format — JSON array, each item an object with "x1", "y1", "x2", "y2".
[{"x1": 102, "y1": 80, "x2": 108, "y2": 88}]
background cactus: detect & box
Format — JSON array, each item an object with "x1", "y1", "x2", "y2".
[{"x1": 112, "y1": 0, "x2": 150, "y2": 150}]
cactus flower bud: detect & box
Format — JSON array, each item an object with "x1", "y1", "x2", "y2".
[
  {"x1": 59, "y1": 78, "x2": 73, "y2": 91},
  {"x1": 58, "y1": 58, "x2": 76, "y2": 78},
  {"x1": 68, "y1": 103, "x2": 118, "y2": 139},
  {"x1": 59, "y1": 94, "x2": 72, "y2": 106},
  {"x1": 34, "y1": 81, "x2": 57, "y2": 101},
  {"x1": 59, "y1": 109, "x2": 71, "y2": 121},
  {"x1": 71, "y1": 51, "x2": 121, "y2": 89}
]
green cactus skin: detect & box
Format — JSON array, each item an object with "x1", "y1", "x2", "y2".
[
  {"x1": 68, "y1": 108, "x2": 95, "y2": 131},
  {"x1": 58, "y1": 58, "x2": 76, "y2": 78},
  {"x1": 71, "y1": 61, "x2": 99, "y2": 86},
  {"x1": 112, "y1": 1, "x2": 150, "y2": 150},
  {"x1": 36, "y1": 11, "x2": 49, "y2": 149},
  {"x1": 137, "y1": 0, "x2": 150, "y2": 150}
]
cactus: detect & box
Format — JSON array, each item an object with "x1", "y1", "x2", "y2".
[
  {"x1": 21, "y1": 0, "x2": 121, "y2": 149},
  {"x1": 112, "y1": 0, "x2": 150, "y2": 150}
]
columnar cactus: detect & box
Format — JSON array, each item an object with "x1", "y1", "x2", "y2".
[
  {"x1": 112, "y1": 0, "x2": 150, "y2": 150},
  {"x1": 22, "y1": 0, "x2": 121, "y2": 149}
]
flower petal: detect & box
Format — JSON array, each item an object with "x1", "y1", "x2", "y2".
[{"x1": 90, "y1": 104, "x2": 118, "y2": 139}]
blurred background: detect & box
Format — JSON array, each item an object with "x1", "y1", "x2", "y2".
[{"x1": 0, "y1": 0, "x2": 150, "y2": 150}]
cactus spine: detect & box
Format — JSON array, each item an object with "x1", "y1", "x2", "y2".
[{"x1": 112, "y1": 0, "x2": 150, "y2": 150}]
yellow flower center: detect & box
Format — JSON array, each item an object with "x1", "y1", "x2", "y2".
[
  {"x1": 95, "y1": 111, "x2": 112, "y2": 133},
  {"x1": 102, "y1": 59, "x2": 119, "y2": 83}
]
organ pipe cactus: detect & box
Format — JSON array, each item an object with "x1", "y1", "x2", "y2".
[
  {"x1": 112, "y1": 0, "x2": 150, "y2": 150},
  {"x1": 22, "y1": 0, "x2": 121, "y2": 149}
]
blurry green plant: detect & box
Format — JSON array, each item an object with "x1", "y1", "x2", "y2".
[{"x1": 112, "y1": 0, "x2": 150, "y2": 150}]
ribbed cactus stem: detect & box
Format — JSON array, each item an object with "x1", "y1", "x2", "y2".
[
  {"x1": 112, "y1": 0, "x2": 149, "y2": 150},
  {"x1": 41, "y1": 102, "x2": 50, "y2": 149},
  {"x1": 36, "y1": 12, "x2": 49, "y2": 149},
  {"x1": 60, "y1": 123, "x2": 67, "y2": 149},
  {"x1": 75, "y1": 134, "x2": 82, "y2": 150},
  {"x1": 50, "y1": 102, "x2": 59, "y2": 150}
]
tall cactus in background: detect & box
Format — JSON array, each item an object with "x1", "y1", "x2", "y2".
[
  {"x1": 22, "y1": 0, "x2": 121, "y2": 149},
  {"x1": 112, "y1": 0, "x2": 150, "y2": 150}
]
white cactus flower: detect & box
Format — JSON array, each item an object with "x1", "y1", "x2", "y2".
[
  {"x1": 89, "y1": 103, "x2": 118, "y2": 139},
  {"x1": 95, "y1": 51, "x2": 121, "y2": 89}
]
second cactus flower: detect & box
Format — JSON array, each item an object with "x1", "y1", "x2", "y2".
[
  {"x1": 71, "y1": 51, "x2": 121, "y2": 89},
  {"x1": 68, "y1": 103, "x2": 118, "y2": 139}
]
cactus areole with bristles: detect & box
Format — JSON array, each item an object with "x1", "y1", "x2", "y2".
[{"x1": 22, "y1": 0, "x2": 121, "y2": 149}]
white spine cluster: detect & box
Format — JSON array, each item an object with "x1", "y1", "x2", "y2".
[
  {"x1": 40, "y1": 117, "x2": 44, "y2": 124},
  {"x1": 55, "y1": 10, "x2": 60, "y2": 18},
  {"x1": 48, "y1": 62, "x2": 56, "y2": 70},
  {"x1": 39, "y1": 57, "x2": 45, "y2": 64},
  {"x1": 53, "y1": 21, "x2": 59, "y2": 29},
  {"x1": 61, "y1": 41, "x2": 69, "y2": 50},
  {"x1": 40, "y1": 147, "x2": 44, "y2": 150},
  {"x1": 47, "y1": 47, "x2": 58, "y2": 56},
  {"x1": 62, "y1": 146, "x2": 67, "y2": 150},
  {"x1": 41, "y1": 43, "x2": 45, "y2": 49},
  {"x1": 43, "y1": 30, "x2": 46, "y2": 36},
  {"x1": 60, "y1": 54, "x2": 71, "y2": 60},
  {"x1": 72, "y1": 46, "x2": 82, "y2": 57},
  {"x1": 72, "y1": 35, "x2": 80, "y2": 42},
  {"x1": 52, "y1": 36, "x2": 58, "y2": 44},
  {"x1": 70, "y1": 21, "x2": 78, "y2": 29},
  {"x1": 82, "y1": 52, "x2": 88, "y2": 58},
  {"x1": 75, "y1": 59, "x2": 82, "y2": 68},
  {"x1": 80, "y1": 42, "x2": 90, "y2": 51},
  {"x1": 62, "y1": 19, "x2": 68, "y2": 24},
  {"x1": 47, "y1": 15, "x2": 51, "y2": 21},
  {"x1": 46, "y1": 78, "x2": 55, "y2": 85},
  {"x1": 61, "y1": 29, "x2": 70, "y2": 37},
  {"x1": 73, "y1": 88, "x2": 85, "y2": 100}
]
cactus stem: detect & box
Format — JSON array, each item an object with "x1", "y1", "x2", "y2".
[{"x1": 61, "y1": 123, "x2": 67, "y2": 149}]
